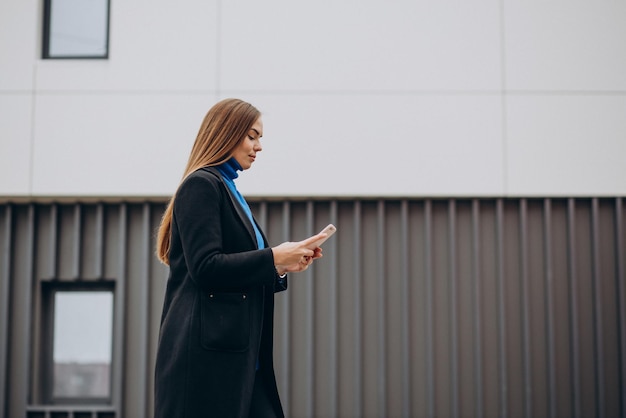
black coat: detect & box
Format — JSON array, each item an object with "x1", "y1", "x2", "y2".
[{"x1": 154, "y1": 167, "x2": 287, "y2": 418}]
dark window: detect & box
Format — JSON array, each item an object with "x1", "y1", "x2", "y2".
[
  {"x1": 42, "y1": 283, "x2": 114, "y2": 404},
  {"x1": 42, "y1": 0, "x2": 110, "y2": 59}
]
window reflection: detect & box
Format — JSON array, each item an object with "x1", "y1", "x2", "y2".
[
  {"x1": 53, "y1": 291, "x2": 113, "y2": 398},
  {"x1": 45, "y1": 0, "x2": 109, "y2": 58}
]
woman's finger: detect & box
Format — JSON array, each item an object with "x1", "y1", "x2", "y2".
[{"x1": 301, "y1": 232, "x2": 327, "y2": 248}]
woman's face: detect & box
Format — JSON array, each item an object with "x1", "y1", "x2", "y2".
[{"x1": 232, "y1": 117, "x2": 263, "y2": 170}]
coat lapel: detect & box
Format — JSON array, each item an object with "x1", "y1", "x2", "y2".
[{"x1": 203, "y1": 167, "x2": 259, "y2": 248}]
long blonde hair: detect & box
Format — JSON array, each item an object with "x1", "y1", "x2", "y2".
[{"x1": 156, "y1": 98, "x2": 261, "y2": 265}]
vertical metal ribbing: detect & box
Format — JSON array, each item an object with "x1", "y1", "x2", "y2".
[
  {"x1": 113, "y1": 204, "x2": 128, "y2": 416},
  {"x1": 316, "y1": 201, "x2": 340, "y2": 417},
  {"x1": 35, "y1": 203, "x2": 56, "y2": 403},
  {"x1": 9, "y1": 205, "x2": 35, "y2": 418},
  {"x1": 0, "y1": 205, "x2": 12, "y2": 417},
  {"x1": 448, "y1": 200, "x2": 458, "y2": 418},
  {"x1": 328, "y1": 201, "x2": 339, "y2": 418},
  {"x1": 279, "y1": 201, "x2": 291, "y2": 414},
  {"x1": 496, "y1": 199, "x2": 508, "y2": 417},
  {"x1": 304, "y1": 202, "x2": 314, "y2": 417},
  {"x1": 137, "y1": 203, "x2": 151, "y2": 418},
  {"x1": 543, "y1": 199, "x2": 557, "y2": 418},
  {"x1": 519, "y1": 199, "x2": 532, "y2": 418},
  {"x1": 32, "y1": 207, "x2": 45, "y2": 403},
  {"x1": 591, "y1": 198, "x2": 605, "y2": 418},
  {"x1": 616, "y1": 198, "x2": 625, "y2": 418},
  {"x1": 567, "y1": 198, "x2": 581, "y2": 418},
  {"x1": 425, "y1": 200, "x2": 434, "y2": 418},
  {"x1": 353, "y1": 201, "x2": 363, "y2": 417},
  {"x1": 49, "y1": 204, "x2": 59, "y2": 279},
  {"x1": 94, "y1": 204, "x2": 104, "y2": 279},
  {"x1": 72, "y1": 205, "x2": 82, "y2": 280},
  {"x1": 400, "y1": 200, "x2": 411, "y2": 418},
  {"x1": 471, "y1": 200, "x2": 484, "y2": 418},
  {"x1": 377, "y1": 200, "x2": 387, "y2": 417},
  {"x1": 256, "y1": 201, "x2": 268, "y2": 232},
  {"x1": 4, "y1": 196, "x2": 625, "y2": 417}
]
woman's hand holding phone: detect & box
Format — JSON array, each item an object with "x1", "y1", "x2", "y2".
[{"x1": 273, "y1": 224, "x2": 336, "y2": 275}]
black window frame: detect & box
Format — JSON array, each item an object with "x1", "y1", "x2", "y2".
[
  {"x1": 40, "y1": 281, "x2": 116, "y2": 406},
  {"x1": 42, "y1": 0, "x2": 111, "y2": 59}
]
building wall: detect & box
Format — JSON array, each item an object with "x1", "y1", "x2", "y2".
[
  {"x1": 1, "y1": 1, "x2": 625, "y2": 418},
  {"x1": 1, "y1": 198, "x2": 625, "y2": 418},
  {"x1": 1, "y1": 0, "x2": 625, "y2": 198}
]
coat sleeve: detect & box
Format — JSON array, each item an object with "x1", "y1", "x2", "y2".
[
  {"x1": 173, "y1": 173, "x2": 276, "y2": 291},
  {"x1": 274, "y1": 274, "x2": 288, "y2": 293}
]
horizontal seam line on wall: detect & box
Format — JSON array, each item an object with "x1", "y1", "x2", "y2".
[{"x1": 2, "y1": 90, "x2": 626, "y2": 96}]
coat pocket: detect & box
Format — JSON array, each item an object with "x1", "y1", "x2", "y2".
[{"x1": 200, "y1": 292, "x2": 250, "y2": 352}]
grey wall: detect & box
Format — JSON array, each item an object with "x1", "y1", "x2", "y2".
[{"x1": 1, "y1": 197, "x2": 624, "y2": 418}]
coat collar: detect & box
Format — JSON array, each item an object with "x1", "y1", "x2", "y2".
[{"x1": 200, "y1": 166, "x2": 263, "y2": 249}]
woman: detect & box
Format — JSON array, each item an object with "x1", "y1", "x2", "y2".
[{"x1": 154, "y1": 98, "x2": 325, "y2": 418}]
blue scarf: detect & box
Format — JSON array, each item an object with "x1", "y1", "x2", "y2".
[{"x1": 216, "y1": 158, "x2": 265, "y2": 249}]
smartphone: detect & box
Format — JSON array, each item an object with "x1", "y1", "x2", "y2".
[{"x1": 308, "y1": 224, "x2": 337, "y2": 249}]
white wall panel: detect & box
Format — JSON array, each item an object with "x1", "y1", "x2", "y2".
[
  {"x1": 505, "y1": 1, "x2": 626, "y2": 91},
  {"x1": 35, "y1": 0, "x2": 218, "y2": 91},
  {"x1": 1, "y1": 0, "x2": 625, "y2": 198},
  {"x1": 221, "y1": 0, "x2": 502, "y2": 92},
  {"x1": 232, "y1": 94, "x2": 504, "y2": 197},
  {"x1": 0, "y1": 95, "x2": 33, "y2": 194},
  {"x1": 507, "y1": 95, "x2": 626, "y2": 196},
  {"x1": 0, "y1": 0, "x2": 38, "y2": 91},
  {"x1": 31, "y1": 93, "x2": 217, "y2": 196}
]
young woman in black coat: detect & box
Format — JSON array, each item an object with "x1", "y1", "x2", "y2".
[{"x1": 154, "y1": 98, "x2": 325, "y2": 418}]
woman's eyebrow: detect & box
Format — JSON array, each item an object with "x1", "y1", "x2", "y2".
[{"x1": 250, "y1": 128, "x2": 262, "y2": 137}]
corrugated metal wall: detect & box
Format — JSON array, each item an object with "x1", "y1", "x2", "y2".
[{"x1": 0, "y1": 198, "x2": 624, "y2": 418}]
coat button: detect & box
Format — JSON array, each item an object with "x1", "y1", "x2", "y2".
[{"x1": 243, "y1": 295, "x2": 246, "y2": 299}]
